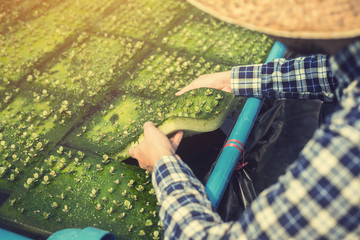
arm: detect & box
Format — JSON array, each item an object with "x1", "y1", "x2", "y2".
[
  {"x1": 129, "y1": 109, "x2": 359, "y2": 239},
  {"x1": 232, "y1": 54, "x2": 337, "y2": 101},
  {"x1": 152, "y1": 100, "x2": 360, "y2": 239},
  {"x1": 177, "y1": 54, "x2": 338, "y2": 102}
]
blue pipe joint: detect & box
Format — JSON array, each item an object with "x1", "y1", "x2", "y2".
[{"x1": 48, "y1": 227, "x2": 116, "y2": 240}]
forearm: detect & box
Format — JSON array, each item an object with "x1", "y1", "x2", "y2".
[
  {"x1": 152, "y1": 116, "x2": 360, "y2": 239},
  {"x1": 152, "y1": 156, "x2": 239, "y2": 239},
  {"x1": 231, "y1": 54, "x2": 338, "y2": 101},
  {"x1": 151, "y1": 40, "x2": 360, "y2": 240}
]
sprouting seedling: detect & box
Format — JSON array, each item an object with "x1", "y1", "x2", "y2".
[
  {"x1": 205, "y1": 105, "x2": 212, "y2": 113},
  {"x1": 215, "y1": 93, "x2": 223, "y2": 100},
  {"x1": 74, "y1": 158, "x2": 81, "y2": 166},
  {"x1": 107, "y1": 207, "x2": 113, "y2": 215},
  {"x1": 24, "y1": 178, "x2": 33, "y2": 189},
  {"x1": 145, "y1": 220, "x2": 153, "y2": 227},
  {"x1": 49, "y1": 170, "x2": 56, "y2": 177},
  {"x1": 77, "y1": 151, "x2": 85, "y2": 159},
  {"x1": 0, "y1": 140, "x2": 6, "y2": 149},
  {"x1": 205, "y1": 89, "x2": 213, "y2": 96},
  {"x1": 0, "y1": 167, "x2": 6, "y2": 178},
  {"x1": 139, "y1": 230, "x2": 145, "y2": 236},
  {"x1": 57, "y1": 146, "x2": 63, "y2": 155},
  {"x1": 194, "y1": 106, "x2": 201, "y2": 114},
  {"x1": 96, "y1": 164, "x2": 103, "y2": 172},
  {"x1": 42, "y1": 175, "x2": 50, "y2": 184},
  {"x1": 127, "y1": 179, "x2": 135, "y2": 188},
  {"x1": 102, "y1": 154, "x2": 109, "y2": 164},
  {"x1": 62, "y1": 205, "x2": 69, "y2": 213},
  {"x1": 8, "y1": 174, "x2": 15, "y2": 182},
  {"x1": 90, "y1": 189, "x2": 98, "y2": 199},
  {"x1": 84, "y1": 162, "x2": 91, "y2": 170},
  {"x1": 150, "y1": 210, "x2": 157, "y2": 218},
  {"x1": 136, "y1": 185, "x2": 144, "y2": 192},
  {"x1": 36, "y1": 142, "x2": 43, "y2": 151},
  {"x1": 112, "y1": 200, "x2": 120, "y2": 207},
  {"x1": 96, "y1": 203, "x2": 102, "y2": 211},
  {"x1": 51, "y1": 202, "x2": 58, "y2": 209},
  {"x1": 18, "y1": 208, "x2": 25, "y2": 214},
  {"x1": 9, "y1": 198, "x2": 17, "y2": 207},
  {"x1": 123, "y1": 200, "x2": 132, "y2": 210},
  {"x1": 43, "y1": 212, "x2": 51, "y2": 219},
  {"x1": 153, "y1": 231, "x2": 160, "y2": 240}
]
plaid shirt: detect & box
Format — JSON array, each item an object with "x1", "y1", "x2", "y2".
[{"x1": 152, "y1": 40, "x2": 360, "y2": 239}]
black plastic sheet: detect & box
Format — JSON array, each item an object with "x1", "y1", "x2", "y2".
[{"x1": 203, "y1": 99, "x2": 285, "y2": 221}]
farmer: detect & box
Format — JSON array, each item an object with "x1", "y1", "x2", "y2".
[{"x1": 129, "y1": 0, "x2": 360, "y2": 239}]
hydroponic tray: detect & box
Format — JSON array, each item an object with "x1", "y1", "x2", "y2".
[{"x1": 0, "y1": 0, "x2": 274, "y2": 239}]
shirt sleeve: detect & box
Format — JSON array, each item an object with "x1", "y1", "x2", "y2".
[
  {"x1": 231, "y1": 54, "x2": 338, "y2": 102},
  {"x1": 152, "y1": 156, "x2": 236, "y2": 239},
  {"x1": 152, "y1": 84, "x2": 360, "y2": 239}
]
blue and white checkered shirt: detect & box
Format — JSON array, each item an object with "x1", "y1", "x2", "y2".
[{"x1": 152, "y1": 39, "x2": 360, "y2": 239}]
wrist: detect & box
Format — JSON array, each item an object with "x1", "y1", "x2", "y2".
[
  {"x1": 153, "y1": 155, "x2": 182, "y2": 175},
  {"x1": 152, "y1": 152, "x2": 174, "y2": 167}
]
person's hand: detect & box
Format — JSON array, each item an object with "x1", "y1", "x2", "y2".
[
  {"x1": 175, "y1": 70, "x2": 232, "y2": 96},
  {"x1": 129, "y1": 122, "x2": 183, "y2": 172}
]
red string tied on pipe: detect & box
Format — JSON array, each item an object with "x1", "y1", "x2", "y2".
[{"x1": 223, "y1": 139, "x2": 248, "y2": 171}]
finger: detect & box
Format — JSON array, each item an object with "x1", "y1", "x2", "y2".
[
  {"x1": 176, "y1": 75, "x2": 212, "y2": 96},
  {"x1": 144, "y1": 121, "x2": 169, "y2": 141},
  {"x1": 137, "y1": 160, "x2": 152, "y2": 172},
  {"x1": 176, "y1": 78, "x2": 204, "y2": 96},
  {"x1": 130, "y1": 145, "x2": 147, "y2": 169},
  {"x1": 176, "y1": 85, "x2": 201, "y2": 96},
  {"x1": 128, "y1": 146, "x2": 135, "y2": 158},
  {"x1": 138, "y1": 161, "x2": 145, "y2": 169},
  {"x1": 143, "y1": 121, "x2": 157, "y2": 136},
  {"x1": 175, "y1": 86, "x2": 191, "y2": 96},
  {"x1": 170, "y1": 131, "x2": 183, "y2": 150},
  {"x1": 128, "y1": 145, "x2": 139, "y2": 159}
]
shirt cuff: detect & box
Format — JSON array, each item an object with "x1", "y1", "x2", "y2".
[
  {"x1": 152, "y1": 155, "x2": 202, "y2": 203},
  {"x1": 231, "y1": 65, "x2": 263, "y2": 97}
]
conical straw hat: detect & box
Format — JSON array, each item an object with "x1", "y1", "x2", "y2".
[{"x1": 187, "y1": 0, "x2": 360, "y2": 39}]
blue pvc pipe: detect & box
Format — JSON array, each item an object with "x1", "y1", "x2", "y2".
[
  {"x1": 48, "y1": 227, "x2": 116, "y2": 240},
  {"x1": 205, "y1": 41, "x2": 287, "y2": 209},
  {"x1": 0, "y1": 228, "x2": 32, "y2": 240}
]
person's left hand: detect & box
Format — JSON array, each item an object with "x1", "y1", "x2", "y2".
[{"x1": 129, "y1": 122, "x2": 183, "y2": 172}]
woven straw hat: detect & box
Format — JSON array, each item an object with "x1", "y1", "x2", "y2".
[{"x1": 187, "y1": 0, "x2": 360, "y2": 39}]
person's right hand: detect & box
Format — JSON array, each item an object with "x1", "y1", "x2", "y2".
[
  {"x1": 175, "y1": 70, "x2": 232, "y2": 96},
  {"x1": 129, "y1": 122, "x2": 183, "y2": 172}
]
